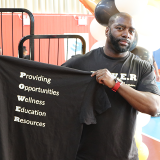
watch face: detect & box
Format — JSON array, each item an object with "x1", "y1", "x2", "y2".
[{"x1": 116, "y1": 78, "x2": 123, "y2": 83}]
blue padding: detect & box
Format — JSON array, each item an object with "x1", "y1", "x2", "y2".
[
  {"x1": 156, "y1": 82, "x2": 160, "y2": 89},
  {"x1": 142, "y1": 117, "x2": 160, "y2": 141}
]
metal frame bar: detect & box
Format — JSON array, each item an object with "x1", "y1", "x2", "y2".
[
  {"x1": 18, "y1": 34, "x2": 86, "y2": 61},
  {"x1": 0, "y1": 8, "x2": 34, "y2": 57}
]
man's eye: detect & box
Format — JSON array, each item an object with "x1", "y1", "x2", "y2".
[
  {"x1": 130, "y1": 30, "x2": 135, "y2": 34},
  {"x1": 117, "y1": 27, "x2": 123, "y2": 30}
]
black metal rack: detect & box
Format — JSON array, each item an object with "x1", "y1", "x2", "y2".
[{"x1": 18, "y1": 34, "x2": 86, "y2": 64}]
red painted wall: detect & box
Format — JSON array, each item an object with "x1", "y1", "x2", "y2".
[
  {"x1": 0, "y1": 13, "x2": 97, "y2": 65},
  {"x1": 0, "y1": 13, "x2": 30, "y2": 57}
]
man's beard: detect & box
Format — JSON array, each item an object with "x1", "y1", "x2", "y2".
[{"x1": 109, "y1": 30, "x2": 131, "y2": 53}]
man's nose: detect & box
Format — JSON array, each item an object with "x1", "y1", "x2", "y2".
[{"x1": 122, "y1": 29, "x2": 130, "y2": 38}]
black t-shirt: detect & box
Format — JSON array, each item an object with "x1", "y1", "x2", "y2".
[
  {"x1": 23, "y1": 55, "x2": 30, "y2": 60},
  {"x1": 0, "y1": 55, "x2": 110, "y2": 160},
  {"x1": 62, "y1": 47, "x2": 160, "y2": 160}
]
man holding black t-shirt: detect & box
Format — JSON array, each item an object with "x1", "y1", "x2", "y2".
[{"x1": 62, "y1": 12, "x2": 160, "y2": 160}]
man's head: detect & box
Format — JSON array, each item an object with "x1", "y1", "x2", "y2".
[
  {"x1": 105, "y1": 12, "x2": 135, "y2": 54},
  {"x1": 23, "y1": 46, "x2": 28, "y2": 56}
]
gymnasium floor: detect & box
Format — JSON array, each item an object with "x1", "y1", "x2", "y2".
[{"x1": 142, "y1": 82, "x2": 160, "y2": 160}]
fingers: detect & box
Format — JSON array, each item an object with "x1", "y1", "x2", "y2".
[
  {"x1": 96, "y1": 70, "x2": 109, "y2": 84},
  {"x1": 91, "y1": 69, "x2": 109, "y2": 83},
  {"x1": 91, "y1": 71, "x2": 97, "y2": 77},
  {"x1": 91, "y1": 69, "x2": 108, "y2": 77},
  {"x1": 91, "y1": 69, "x2": 115, "y2": 88},
  {"x1": 96, "y1": 75, "x2": 105, "y2": 84}
]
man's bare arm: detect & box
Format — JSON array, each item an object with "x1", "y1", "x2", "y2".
[
  {"x1": 117, "y1": 83, "x2": 160, "y2": 116},
  {"x1": 91, "y1": 69, "x2": 160, "y2": 116}
]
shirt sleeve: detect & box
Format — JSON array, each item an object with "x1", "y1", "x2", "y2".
[
  {"x1": 137, "y1": 61, "x2": 160, "y2": 95},
  {"x1": 79, "y1": 77, "x2": 111, "y2": 125},
  {"x1": 61, "y1": 54, "x2": 82, "y2": 69}
]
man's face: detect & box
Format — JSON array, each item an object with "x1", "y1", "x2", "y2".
[
  {"x1": 107, "y1": 16, "x2": 135, "y2": 53},
  {"x1": 108, "y1": 29, "x2": 131, "y2": 52},
  {"x1": 23, "y1": 50, "x2": 28, "y2": 56}
]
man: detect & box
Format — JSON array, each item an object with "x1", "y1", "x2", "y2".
[
  {"x1": 152, "y1": 57, "x2": 160, "y2": 117},
  {"x1": 153, "y1": 56, "x2": 160, "y2": 82},
  {"x1": 23, "y1": 46, "x2": 30, "y2": 59},
  {"x1": 153, "y1": 48, "x2": 160, "y2": 81},
  {"x1": 62, "y1": 12, "x2": 160, "y2": 160}
]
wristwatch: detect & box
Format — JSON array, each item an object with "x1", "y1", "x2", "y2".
[{"x1": 112, "y1": 78, "x2": 123, "y2": 92}]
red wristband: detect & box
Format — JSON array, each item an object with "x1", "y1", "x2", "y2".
[{"x1": 112, "y1": 81, "x2": 121, "y2": 92}]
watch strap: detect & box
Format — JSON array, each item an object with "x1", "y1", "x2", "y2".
[
  {"x1": 112, "y1": 78, "x2": 123, "y2": 92},
  {"x1": 112, "y1": 81, "x2": 121, "y2": 92}
]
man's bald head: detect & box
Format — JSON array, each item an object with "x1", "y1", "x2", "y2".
[
  {"x1": 105, "y1": 12, "x2": 135, "y2": 54},
  {"x1": 108, "y1": 12, "x2": 133, "y2": 27}
]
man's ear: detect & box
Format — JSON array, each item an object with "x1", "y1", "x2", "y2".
[{"x1": 105, "y1": 26, "x2": 109, "y2": 37}]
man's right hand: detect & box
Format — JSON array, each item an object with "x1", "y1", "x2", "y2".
[{"x1": 91, "y1": 69, "x2": 116, "y2": 88}]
